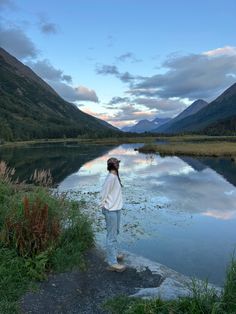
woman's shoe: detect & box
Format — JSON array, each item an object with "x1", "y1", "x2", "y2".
[{"x1": 106, "y1": 263, "x2": 126, "y2": 272}]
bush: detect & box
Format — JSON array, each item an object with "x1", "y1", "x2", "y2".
[{"x1": 0, "y1": 163, "x2": 94, "y2": 313}]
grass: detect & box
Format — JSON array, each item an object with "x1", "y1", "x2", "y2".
[
  {"x1": 1, "y1": 135, "x2": 236, "y2": 149},
  {"x1": 104, "y1": 260, "x2": 236, "y2": 314},
  {"x1": 0, "y1": 162, "x2": 94, "y2": 313},
  {"x1": 139, "y1": 141, "x2": 236, "y2": 157},
  {"x1": 0, "y1": 135, "x2": 158, "y2": 148}
]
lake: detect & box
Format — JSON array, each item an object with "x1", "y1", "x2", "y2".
[{"x1": 1, "y1": 142, "x2": 236, "y2": 286}]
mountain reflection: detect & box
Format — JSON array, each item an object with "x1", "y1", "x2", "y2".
[
  {"x1": 58, "y1": 143, "x2": 236, "y2": 221},
  {"x1": 0, "y1": 143, "x2": 115, "y2": 184},
  {"x1": 1, "y1": 143, "x2": 236, "y2": 284},
  {"x1": 1, "y1": 143, "x2": 236, "y2": 221}
]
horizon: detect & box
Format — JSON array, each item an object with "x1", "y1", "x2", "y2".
[{"x1": 1, "y1": 0, "x2": 236, "y2": 129}]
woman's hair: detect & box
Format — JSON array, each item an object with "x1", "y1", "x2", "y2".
[{"x1": 107, "y1": 163, "x2": 122, "y2": 187}]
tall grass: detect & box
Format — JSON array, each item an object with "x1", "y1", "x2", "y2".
[
  {"x1": 104, "y1": 259, "x2": 236, "y2": 314},
  {"x1": 0, "y1": 161, "x2": 94, "y2": 313}
]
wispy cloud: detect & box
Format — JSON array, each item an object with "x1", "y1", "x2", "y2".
[
  {"x1": 108, "y1": 96, "x2": 130, "y2": 105},
  {"x1": 39, "y1": 21, "x2": 57, "y2": 34},
  {"x1": 116, "y1": 52, "x2": 142, "y2": 63},
  {"x1": 95, "y1": 63, "x2": 141, "y2": 83}
]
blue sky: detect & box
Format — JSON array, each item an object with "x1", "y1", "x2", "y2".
[{"x1": 1, "y1": 0, "x2": 236, "y2": 128}]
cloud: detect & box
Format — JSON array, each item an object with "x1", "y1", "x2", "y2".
[
  {"x1": 0, "y1": 25, "x2": 38, "y2": 59},
  {"x1": 108, "y1": 96, "x2": 130, "y2": 105},
  {"x1": 75, "y1": 86, "x2": 98, "y2": 102},
  {"x1": 83, "y1": 104, "x2": 156, "y2": 128},
  {"x1": 27, "y1": 60, "x2": 98, "y2": 103},
  {"x1": 28, "y1": 59, "x2": 72, "y2": 83},
  {"x1": 40, "y1": 21, "x2": 57, "y2": 34},
  {"x1": 135, "y1": 98, "x2": 187, "y2": 112},
  {"x1": 126, "y1": 88, "x2": 161, "y2": 97},
  {"x1": 96, "y1": 64, "x2": 119, "y2": 76},
  {"x1": 203, "y1": 46, "x2": 236, "y2": 57},
  {"x1": 105, "y1": 95, "x2": 185, "y2": 121},
  {"x1": 108, "y1": 104, "x2": 157, "y2": 124},
  {"x1": 132, "y1": 47, "x2": 236, "y2": 100},
  {"x1": 119, "y1": 71, "x2": 136, "y2": 83},
  {"x1": 50, "y1": 82, "x2": 99, "y2": 103},
  {"x1": 116, "y1": 52, "x2": 142, "y2": 63},
  {"x1": 96, "y1": 63, "x2": 140, "y2": 83}
]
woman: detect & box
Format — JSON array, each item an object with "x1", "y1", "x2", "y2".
[{"x1": 100, "y1": 157, "x2": 126, "y2": 272}]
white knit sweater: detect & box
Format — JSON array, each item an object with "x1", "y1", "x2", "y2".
[{"x1": 100, "y1": 172, "x2": 123, "y2": 211}]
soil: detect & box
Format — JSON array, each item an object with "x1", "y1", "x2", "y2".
[{"x1": 21, "y1": 248, "x2": 163, "y2": 314}]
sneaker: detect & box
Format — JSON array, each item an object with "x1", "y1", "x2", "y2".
[
  {"x1": 106, "y1": 263, "x2": 126, "y2": 272},
  {"x1": 117, "y1": 254, "x2": 124, "y2": 261}
]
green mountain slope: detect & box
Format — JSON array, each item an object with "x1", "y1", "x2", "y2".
[
  {"x1": 0, "y1": 48, "x2": 120, "y2": 141},
  {"x1": 164, "y1": 82, "x2": 236, "y2": 134},
  {"x1": 203, "y1": 115, "x2": 236, "y2": 135},
  {"x1": 156, "y1": 99, "x2": 208, "y2": 133}
]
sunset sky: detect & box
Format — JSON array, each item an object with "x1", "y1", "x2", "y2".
[{"x1": 1, "y1": 0, "x2": 236, "y2": 128}]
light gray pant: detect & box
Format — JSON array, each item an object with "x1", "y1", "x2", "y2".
[{"x1": 102, "y1": 208, "x2": 121, "y2": 265}]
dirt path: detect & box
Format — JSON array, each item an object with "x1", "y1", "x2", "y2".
[{"x1": 21, "y1": 248, "x2": 162, "y2": 314}]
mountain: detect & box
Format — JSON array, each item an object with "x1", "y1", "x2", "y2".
[
  {"x1": 122, "y1": 117, "x2": 170, "y2": 133},
  {"x1": 155, "y1": 99, "x2": 208, "y2": 133},
  {"x1": 158, "y1": 83, "x2": 236, "y2": 134},
  {"x1": 0, "y1": 48, "x2": 120, "y2": 141},
  {"x1": 203, "y1": 115, "x2": 236, "y2": 135}
]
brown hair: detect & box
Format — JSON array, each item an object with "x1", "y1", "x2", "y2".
[{"x1": 107, "y1": 163, "x2": 122, "y2": 187}]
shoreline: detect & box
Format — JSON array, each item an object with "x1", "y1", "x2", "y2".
[
  {"x1": 20, "y1": 247, "x2": 222, "y2": 313},
  {"x1": 0, "y1": 136, "x2": 157, "y2": 148},
  {"x1": 1, "y1": 135, "x2": 236, "y2": 162}
]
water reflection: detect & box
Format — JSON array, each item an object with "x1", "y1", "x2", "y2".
[
  {"x1": 1, "y1": 143, "x2": 236, "y2": 285},
  {"x1": 58, "y1": 143, "x2": 236, "y2": 285},
  {"x1": 0, "y1": 143, "x2": 114, "y2": 184}
]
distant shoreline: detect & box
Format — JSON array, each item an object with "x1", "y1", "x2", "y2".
[
  {"x1": 0, "y1": 136, "x2": 157, "y2": 148},
  {"x1": 138, "y1": 139, "x2": 236, "y2": 158},
  {"x1": 1, "y1": 136, "x2": 236, "y2": 160}
]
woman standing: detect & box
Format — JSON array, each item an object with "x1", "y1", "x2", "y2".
[{"x1": 100, "y1": 157, "x2": 126, "y2": 272}]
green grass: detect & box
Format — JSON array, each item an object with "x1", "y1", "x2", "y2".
[
  {"x1": 139, "y1": 141, "x2": 236, "y2": 157},
  {"x1": 0, "y1": 171, "x2": 94, "y2": 313},
  {"x1": 0, "y1": 135, "x2": 158, "y2": 148},
  {"x1": 1, "y1": 135, "x2": 236, "y2": 148},
  {"x1": 104, "y1": 260, "x2": 236, "y2": 313}
]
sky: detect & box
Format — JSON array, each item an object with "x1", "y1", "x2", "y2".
[{"x1": 1, "y1": 0, "x2": 236, "y2": 128}]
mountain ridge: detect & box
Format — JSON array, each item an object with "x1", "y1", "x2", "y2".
[
  {"x1": 155, "y1": 99, "x2": 208, "y2": 133},
  {"x1": 0, "y1": 48, "x2": 120, "y2": 141},
  {"x1": 162, "y1": 83, "x2": 236, "y2": 133},
  {"x1": 122, "y1": 117, "x2": 171, "y2": 133}
]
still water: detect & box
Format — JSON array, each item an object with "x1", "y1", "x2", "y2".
[{"x1": 1, "y1": 143, "x2": 236, "y2": 285}]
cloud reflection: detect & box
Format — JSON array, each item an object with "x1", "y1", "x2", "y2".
[{"x1": 59, "y1": 144, "x2": 236, "y2": 221}]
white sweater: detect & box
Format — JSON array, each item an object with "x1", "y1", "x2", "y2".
[{"x1": 100, "y1": 172, "x2": 123, "y2": 211}]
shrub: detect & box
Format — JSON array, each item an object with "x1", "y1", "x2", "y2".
[{"x1": 1, "y1": 195, "x2": 61, "y2": 257}]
